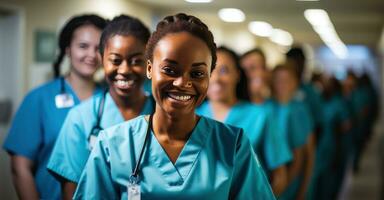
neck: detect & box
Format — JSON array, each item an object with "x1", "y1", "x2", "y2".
[
  {"x1": 276, "y1": 95, "x2": 291, "y2": 104},
  {"x1": 250, "y1": 94, "x2": 265, "y2": 104},
  {"x1": 110, "y1": 89, "x2": 145, "y2": 109},
  {"x1": 152, "y1": 107, "x2": 197, "y2": 141},
  {"x1": 66, "y1": 71, "x2": 95, "y2": 100}
]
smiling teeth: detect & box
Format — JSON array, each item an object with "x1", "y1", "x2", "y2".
[
  {"x1": 116, "y1": 80, "x2": 134, "y2": 87},
  {"x1": 169, "y1": 94, "x2": 192, "y2": 101}
]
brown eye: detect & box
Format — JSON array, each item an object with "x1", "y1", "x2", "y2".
[
  {"x1": 162, "y1": 66, "x2": 176, "y2": 75},
  {"x1": 191, "y1": 71, "x2": 205, "y2": 78},
  {"x1": 109, "y1": 58, "x2": 122, "y2": 65},
  {"x1": 130, "y1": 58, "x2": 145, "y2": 66}
]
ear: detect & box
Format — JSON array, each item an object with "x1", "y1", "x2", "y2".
[{"x1": 146, "y1": 60, "x2": 152, "y2": 79}]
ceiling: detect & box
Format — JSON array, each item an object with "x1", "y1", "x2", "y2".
[{"x1": 132, "y1": 0, "x2": 384, "y2": 49}]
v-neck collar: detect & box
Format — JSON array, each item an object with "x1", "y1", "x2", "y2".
[{"x1": 146, "y1": 117, "x2": 211, "y2": 186}]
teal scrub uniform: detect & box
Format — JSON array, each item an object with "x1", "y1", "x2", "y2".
[
  {"x1": 74, "y1": 116, "x2": 276, "y2": 200},
  {"x1": 296, "y1": 83, "x2": 323, "y2": 128},
  {"x1": 196, "y1": 101, "x2": 292, "y2": 171},
  {"x1": 269, "y1": 99, "x2": 314, "y2": 200},
  {"x1": 3, "y1": 78, "x2": 100, "y2": 199},
  {"x1": 308, "y1": 95, "x2": 350, "y2": 200},
  {"x1": 47, "y1": 92, "x2": 154, "y2": 183}
]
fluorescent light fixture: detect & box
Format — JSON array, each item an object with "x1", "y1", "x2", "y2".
[
  {"x1": 218, "y1": 8, "x2": 245, "y2": 23},
  {"x1": 185, "y1": 0, "x2": 213, "y2": 3},
  {"x1": 304, "y1": 9, "x2": 348, "y2": 59},
  {"x1": 296, "y1": 0, "x2": 319, "y2": 1},
  {"x1": 270, "y1": 29, "x2": 293, "y2": 46},
  {"x1": 248, "y1": 21, "x2": 273, "y2": 37}
]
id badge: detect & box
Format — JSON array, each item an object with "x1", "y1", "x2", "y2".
[
  {"x1": 127, "y1": 182, "x2": 141, "y2": 200},
  {"x1": 55, "y1": 93, "x2": 74, "y2": 108},
  {"x1": 88, "y1": 135, "x2": 97, "y2": 150}
]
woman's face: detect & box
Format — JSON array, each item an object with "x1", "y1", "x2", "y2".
[
  {"x1": 66, "y1": 24, "x2": 102, "y2": 78},
  {"x1": 103, "y1": 35, "x2": 146, "y2": 98},
  {"x1": 207, "y1": 51, "x2": 239, "y2": 102},
  {"x1": 240, "y1": 52, "x2": 265, "y2": 77},
  {"x1": 272, "y1": 69, "x2": 297, "y2": 101},
  {"x1": 148, "y1": 32, "x2": 212, "y2": 117}
]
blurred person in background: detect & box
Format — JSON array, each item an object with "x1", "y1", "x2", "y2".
[
  {"x1": 308, "y1": 75, "x2": 351, "y2": 200},
  {"x1": 270, "y1": 65, "x2": 315, "y2": 200},
  {"x1": 197, "y1": 46, "x2": 291, "y2": 196},
  {"x1": 240, "y1": 48, "x2": 271, "y2": 104},
  {"x1": 341, "y1": 71, "x2": 371, "y2": 174},
  {"x1": 47, "y1": 15, "x2": 154, "y2": 200},
  {"x1": 2, "y1": 14, "x2": 106, "y2": 199}
]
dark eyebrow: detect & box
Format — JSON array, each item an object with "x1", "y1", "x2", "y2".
[
  {"x1": 192, "y1": 62, "x2": 207, "y2": 67},
  {"x1": 108, "y1": 52, "x2": 143, "y2": 58},
  {"x1": 164, "y1": 59, "x2": 207, "y2": 67},
  {"x1": 164, "y1": 58, "x2": 178, "y2": 65}
]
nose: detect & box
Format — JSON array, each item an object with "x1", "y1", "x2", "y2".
[
  {"x1": 173, "y1": 74, "x2": 192, "y2": 88},
  {"x1": 117, "y1": 61, "x2": 132, "y2": 74},
  {"x1": 88, "y1": 46, "x2": 98, "y2": 59}
]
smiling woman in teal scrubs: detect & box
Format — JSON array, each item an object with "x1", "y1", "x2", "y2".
[
  {"x1": 196, "y1": 46, "x2": 291, "y2": 196},
  {"x1": 2, "y1": 15, "x2": 106, "y2": 200},
  {"x1": 270, "y1": 65, "x2": 314, "y2": 200},
  {"x1": 74, "y1": 13, "x2": 275, "y2": 200},
  {"x1": 47, "y1": 15, "x2": 154, "y2": 199}
]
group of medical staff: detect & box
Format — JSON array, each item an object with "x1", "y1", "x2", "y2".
[{"x1": 2, "y1": 11, "x2": 379, "y2": 200}]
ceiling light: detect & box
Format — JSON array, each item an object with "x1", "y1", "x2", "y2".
[
  {"x1": 218, "y1": 8, "x2": 245, "y2": 23},
  {"x1": 270, "y1": 29, "x2": 293, "y2": 46},
  {"x1": 248, "y1": 21, "x2": 273, "y2": 37},
  {"x1": 304, "y1": 9, "x2": 348, "y2": 59},
  {"x1": 185, "y1": 0, "x2": 213, "y2": 3},
  {"x1": 296, "y1": 0, "x2": 319, "y2": 1}
]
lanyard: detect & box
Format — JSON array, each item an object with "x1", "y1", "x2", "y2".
[
  {"x1": 59, "y1": 77, "x2": 66, "y2": 94},
  {"x1": 87, "y1": 88, "x2": 108, "y2": 150},
  {"x1": 129, "y1": 114, "x2": 153, "y2": 184}
]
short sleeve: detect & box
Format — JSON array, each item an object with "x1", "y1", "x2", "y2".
[
  {"x1": 288, "y1": 103, "x2": 314, "y2": 149},
  {"x1": 3, "y1": 91, "x2": 43, "y2": 160},
  {"x1": 73, "y1": 130, "x2": 119, "y2": 200},
  {"x1": 229, "y1": 130, "x2": 276, "y2": 200},
  {"x1": 263, "y1": 118, "x2": 293, "y2": 170},
  {"x1": 47, "y1": 108, "x2": 90, "y2": 183}
]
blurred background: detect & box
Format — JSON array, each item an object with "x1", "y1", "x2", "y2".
[{"x1": 0, "y1": 0, "x2": 383, "y2": 199}]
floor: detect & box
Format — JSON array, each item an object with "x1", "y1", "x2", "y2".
[{"x1": 340, "y1": 123, "x2": 383, "y2": 200}]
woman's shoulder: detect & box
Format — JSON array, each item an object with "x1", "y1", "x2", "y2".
[
  {"x1": 199, "y1": 116, "x2": 244, "y2": 141},
  {"x1": 102, "y1": 115, "x2": 147, "y2": 138}
]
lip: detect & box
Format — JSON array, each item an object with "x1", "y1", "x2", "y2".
[
  {"x1": 165, "y1": 91, "x2": 196, "y2": 104},
  {"x1": 114, "y1": 79, "x2": 137, "y2": 90}
]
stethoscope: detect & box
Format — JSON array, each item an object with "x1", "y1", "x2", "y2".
[
  {"x1": 129, "y1": 113, "x2": 153, "y2": 185},
  {"x1": 87, "y1": 88, "x2": 109, "y2": 150}
]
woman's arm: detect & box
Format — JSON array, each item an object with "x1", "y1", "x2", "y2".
[
  {"x1": 61, "y1": 181, "x2": 77, "y2": 200},
  {"x1": 296, "y1": 134, "x2": 315, "y2": 200},
  {"x1": 10, "y1": 155, "x2": 39, "y2": 200},
  {"x1": 287, "y1": 148, "x2": 304, "y2": 184},
  {"x1": 270, "y1": 165, "x2": 288, "y2": 196}
]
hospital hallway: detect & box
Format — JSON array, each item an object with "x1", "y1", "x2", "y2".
[{"x1": 340, "y1": 122, "x2": 383, "y2": 200}]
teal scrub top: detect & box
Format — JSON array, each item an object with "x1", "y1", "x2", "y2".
[
  {"x1": 47, "y1": 92, "x2": 154, "y2": 183},
  {"x1": 3, "y1": 78, "x2": 100, "y2": 200},
  {"x1": 74, "y1": 116, "x2": 276, "y2": 200},
  {"x1": 196, "y1": 101, "x2": 292, "y2": 171},
  {"x1": 315, "y1": 95, "x2": 350, "y2": 174},
  {"x1": 296, "y1": 83, "x2": 323, "y2": 128},
  {"x1": 269, "y1": 99, "x2": 314, "y2": 150},
  {"x1": 269, "y1": 99, "x2": 314, "y2": 200}
]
